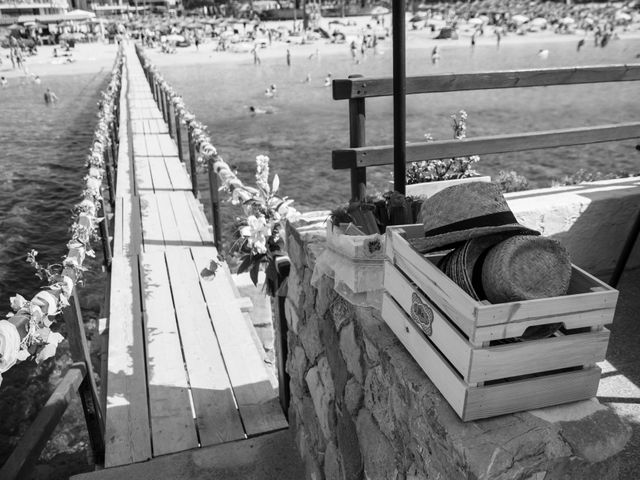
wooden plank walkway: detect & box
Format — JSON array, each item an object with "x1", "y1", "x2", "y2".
[{"x1": 101, "y1": 46, "x2": 287, "y2": 470}]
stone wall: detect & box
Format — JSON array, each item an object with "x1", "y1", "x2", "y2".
[{"x1": 284, "y1": 218, "x2": 631, "y2": 480}]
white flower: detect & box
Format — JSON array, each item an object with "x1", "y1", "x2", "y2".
[
  {"x1": 10, "y1": 294, "x2": 28, "y2": 312},
  {"x1": 35, "y1": 332, "x2": 64, "y2": 364},
  {"x1": 0, "y1": 320, "x2": 21, "y2": 373},
  {"x1": 245, "y1": 215, "x2": 271, "y2": 254}
]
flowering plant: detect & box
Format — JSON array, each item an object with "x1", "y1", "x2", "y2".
[
  {"x1": 231, "y1": 155, "x2": 299, "y2": 296},
  {"x1": 406, "y1": 110, "x2": 481, "y2": 184}
]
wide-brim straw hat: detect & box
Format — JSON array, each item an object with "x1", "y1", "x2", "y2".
[
  {"x1": 414, "y1": 181, "x2": 539, "y2": 253},
  {"x1": 481, "y1": 234, "x2": 572, "y2": 304}
]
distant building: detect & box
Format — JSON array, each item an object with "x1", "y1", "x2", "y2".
[{"x1": 0, "y1": 0, "x2": 71, "y2": 24}]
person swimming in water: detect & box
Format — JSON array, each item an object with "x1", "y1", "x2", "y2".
[
  {"x1": 44, "y1": 87, "x2": 58, "y2": 104},
  {"x1": 324, "y1": 73, "x2": 332, "y2": 87},
  {"x1": 1, "y1": 77, "x2": 7, "y2": 87},
  {"x1": 249, "y1": 105, "x2": 273, "y2": 115}
]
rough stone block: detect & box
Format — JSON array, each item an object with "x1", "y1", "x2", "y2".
[
  {"x1": 306, "y1": 357, "x2": 336, "y2": 440},
  {"x1": 335, "y1": 405, "x2": 363, "y2": 480},
  {"x1": 330, "y1": 296, "x2": 353, "y2": 332},
  {"x1": 319, "y1": 309, "x2": 349, "y2": 400},
  {"x1": 344, "y1": 377, "x2": 363, "y2": 417},
  {"x1": 286, "y1": 265, "x2": 305, "y2": 312},
  {"x1": 339, "y1": 322, "x2": 363, "y2": 384},
  {"x1": 299, "y1": 313, "x2": 324, "y2": 364},
  {"x1": 284, "y1": 298, "x2": 300, "y2": 334},
  {"x1": 356, "y1": 410, "x2": 399, "y2": 480},
  {"x1": 324, "y1": 441, "x2": 343, "y2": 480},
  {"x1": 316, "y1": 275, "x2": 337, "y2": 318}
]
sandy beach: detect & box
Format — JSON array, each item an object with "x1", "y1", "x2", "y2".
[{"x1": 2, "y1": 16, "x2": 639, "y2": 80}]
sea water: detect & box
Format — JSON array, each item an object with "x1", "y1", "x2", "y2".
[
  {"x1": 161, "y1": 35, "x2": 640, "y2": 210},
  {"x1": 0, "y1": 71, "x2": 107, "y2": 468}
]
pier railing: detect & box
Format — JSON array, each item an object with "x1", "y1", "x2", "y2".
[
  {"x1": 332, "y1": 65, "x2": 640, "y2": 201},
  {"x1": 0, "y1": 47, "x2": 124, "y2": 480},
  {"x1": 134, "y1": 44, "x2": 291, "y2": 414}
]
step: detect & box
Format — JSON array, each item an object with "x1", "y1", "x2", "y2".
[{"x1": 70, "y1": 429, "x2": 304, "y2": 480}]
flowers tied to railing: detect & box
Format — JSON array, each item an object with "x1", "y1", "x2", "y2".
[
  {"x1": 136, "y1": 47, "x2": 299, "y2": 296},
  {"x1": 0, "y1": 48, "x2": 124, "y2": 387}
]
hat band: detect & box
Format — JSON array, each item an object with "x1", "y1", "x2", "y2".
[{"x1": 424, "y1": 211, "x2": 518, "y2": 238}]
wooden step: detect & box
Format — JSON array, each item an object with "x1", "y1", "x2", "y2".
[{"x1": 70, "y1": 429, "x2": 303, "y2": 480}]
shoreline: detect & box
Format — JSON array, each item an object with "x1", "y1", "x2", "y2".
[{"x1": 2, "y1": 19, "x2": 639, "y2": 79}]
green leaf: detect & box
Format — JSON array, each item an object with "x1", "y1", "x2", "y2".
[
  {"x1": 249, "y1": 260, "x2": 261, "y2": 286},
  {"x1": 237, "y1": 254, "x2": 253, "y2": 274}
]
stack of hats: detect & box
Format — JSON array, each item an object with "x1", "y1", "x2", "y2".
[{"x1": 416, "y1": 182, "x2": 572, "y2": 337}]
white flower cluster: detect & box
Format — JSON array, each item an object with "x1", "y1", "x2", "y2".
[{"x1": 0, "y1": 46, "x2": 125, "y2": 387}]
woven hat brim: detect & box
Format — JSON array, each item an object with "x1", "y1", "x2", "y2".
[{"x1": 410, "y1": 224, "x2": 539, "y2": 254}]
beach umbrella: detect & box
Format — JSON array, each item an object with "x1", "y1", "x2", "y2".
[
  {"x1": 615, "y1": 12, "x2": 632, "y2": 21},
  {"x1": 468, "y1": 18, "x2": 484, "y2": 26},
  {"x1": 560, "y1": 17, "x2": 575, "y2": 25},
  {"x1": 165, "y1": 33, "x2": 184, "y2": 42},
  {"x1": 370, "y1": 6, "x2": 390, "y2": 15},
  {"x1": 478, "y1": 15, "x2": 490, "y2": 23},
  {"x1": 511, "y1": 14, "x2": 529, "y2": 24},
  {"x1": 530, "y1": 17, "x2": 547, "y2": 26}
]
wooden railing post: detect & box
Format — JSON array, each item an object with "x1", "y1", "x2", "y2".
[
  {"x1": 61, "y1": 286, "x2": 105, "y2": 465},
  {"x1": 273, "y1": 258, "x2": 291, "y2": 416},
  {"x1": 207, "y1": 157, "x2": 222, "y2": 251},
  {"x1": 348, "y1": 74, "x2": 366, "y2": 201},
  {"x1": 98, "y1": 196, "x2": 112, "y2": 270},
  {"x1": 104, "y1": 149, "x2": 116, "y2": 210},
  {"x1": 187, "y1": 127, "x2": 199, "y2": 197},
  {"x1": 159, "y1": 87, "x2": 167, "y2": 122},
  {"x1": 175, "y1": 112, "x2": 184, "y2": 163},
  {"x1": 153, "y1": 79, "x2": 159, "y2": 104},
  {"x1": 166, "y1": 95, "x2": 173, "y2": 138}
]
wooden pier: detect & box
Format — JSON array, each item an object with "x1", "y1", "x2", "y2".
[{"x1": 72, "y1": 46, "x2": 300, "y2": 478}]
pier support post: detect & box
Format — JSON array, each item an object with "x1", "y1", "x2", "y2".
[
  {"x1": 207, "y1": 157, "x2": 222, "y2": 251},
  {"x1": 98, "y1": 196, "x2": 112, "y2": 270},
  {"x1": 188, "y1": 128, "x2": 199, "y2": 197},
  {"x1": 104, "y1": 149, "x2": 116, "y2": 209},
  {"x1": 175, "y1": 113, "x2": 184, "y2": 163},
  {"x1": 166, "y1": 96, "x2": 173, "y2": 138}
]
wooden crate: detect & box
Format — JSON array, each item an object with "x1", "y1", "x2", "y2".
[{"x1": 382, "y1": 224, "x2": 618, "y2": 421}]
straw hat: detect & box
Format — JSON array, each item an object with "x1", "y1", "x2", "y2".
[
  {"x1": 414, "y1": 182, "x2": 539, "y2": 253},
  {"x1": 481, "y1": 235, "x2": 572, "y2": 304}
]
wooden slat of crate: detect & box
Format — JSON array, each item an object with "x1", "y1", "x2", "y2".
[
  {"x1": 469, "y1": 329, "x2": 609, "y2": 383},
  {"x1": 140, "y1": 251, "x2": 199, "y2": 456},
  {"x1": 165, "y1": 249, "x2": 247, "y2": 445},
  {"x1": 381, "y1": 292, "x2": 468, "y2": 416},
  {"x1": 139, "y1": 192, "x2": 165, "y2": 252},
  {"x1": 191, "y1": 248, "x2": 288, "y2": 436},
  {"x1": 464, "y1": 366, "x2": 601, "y2": 421},
  {"x1": 384, "y1": 263, "x2": 472, "y2": 377},
  {"x1": 386, "y1": 228, "x2": 477, "y2": 330},
  {"x1": 105, "y1": 255, "x2": 152, "y2": 467},
  {"x1": 148, "y1": 156, "x2": 173, "y2": 191}
]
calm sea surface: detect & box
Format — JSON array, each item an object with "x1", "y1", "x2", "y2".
[
  {"x1": 162, "y1": 36, "x2": 640, "y2": 211},
  {"x1": 0, "y1": 71, "x2": 108, "y2": 471}
]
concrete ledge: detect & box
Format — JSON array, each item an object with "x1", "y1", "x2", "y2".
[{"x1": 506, "y1": 177, "x2": 640, "y2": 278}]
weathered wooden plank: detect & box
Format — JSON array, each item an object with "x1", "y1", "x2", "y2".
[
  {"x1": 149, "y1": 118, "x2": 169, "y2": 134},
  {"x1": 165, "y1": 249, "x2": 246, "y2": 444},
  {"x1": 184, "y1": 192, "x2": 215, "y2": 245},
  {"x1": 333, "y1": 122, "x2": 640, "y2": 169},
  {"x1": 155, "y1": 191, "x2": 182, "y2": 246},
  {"x1": 157, "y1": 134, "x2": 179, "y2": 157},
  {"x1": 123, "y1": 195, "x2": 142, "y2": 257},
  {"x1": 191, "y1": 248, "x2": 288, "y2": 435},
  {"x1": 140, "y1": 251, "x2": 199, "y2": 456},
  {"x1": 169, "y1": 191, "x2": 204, "y2": 245},
  {"x1": 139, "y1": 192, "x2": 165, "y2": 251},
  {"x1": 143, "y1": 134, "x2": 163, "y2": 157},
  {"x1": 332, "y1": 64, "x2": 640, "y2": 99},
  {"x1": 134, "y1": 155, "x2": 153, "y2": 192},
  {"x1": 463, "y1": 366, "x2": 601, "y2": 421},
  {"x1": 147, "y1": 156, "x2": 173, "y2": 191},
  {"x1": 112, "y1": 197, "x2": 124, "y2": 258},
  {"x1": 105, "y1": 255, "x2": 152, "y2": 467},
  {"x1": 132, "y1": 135, "x2": 148, "y2": 157},
  {"x1": 0, "y1": 365, "x2": 86, "y2": 480},
  {"x1": 165, "y1": 156, "x2": 193, "y2": 191}
]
